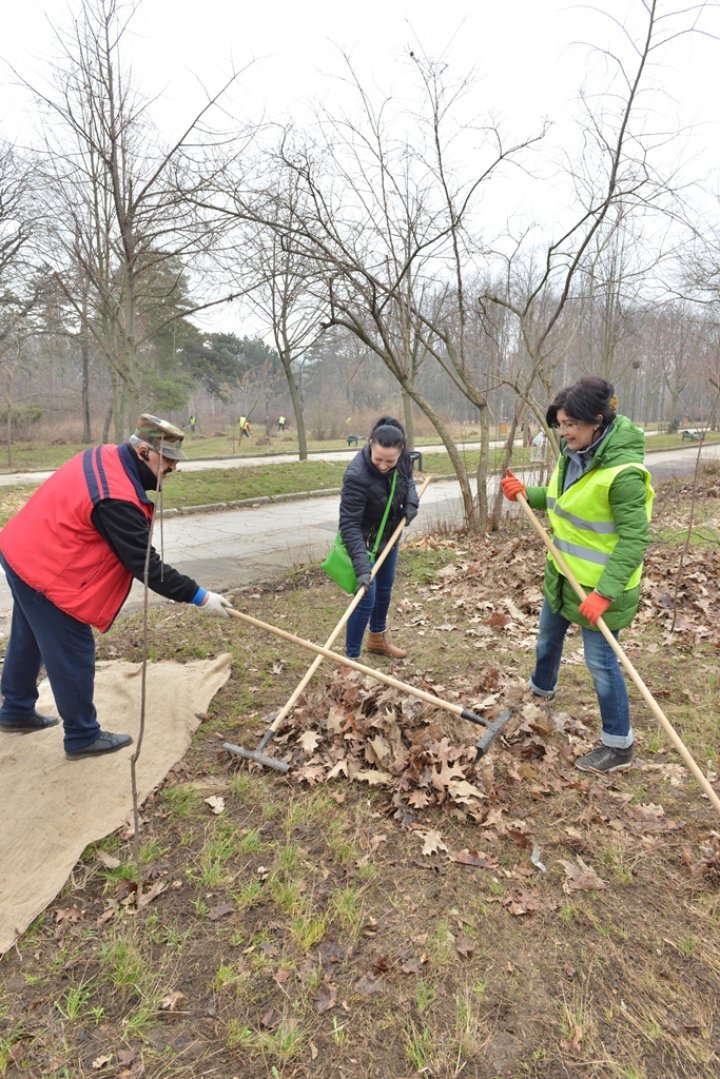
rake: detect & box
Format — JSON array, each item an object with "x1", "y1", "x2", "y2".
[
  {"x1": 223, "y1": 606, "x2": 511, "y2": 771},
  {"x1": 223, "y1": 478, "x2": 432, "y2": 771},
  {"x1": 515, "y1": 490, "x2": 720, "y2": 818},
  {"x1": 223, "y1": 540, "x2": 511, "y2": 777}
]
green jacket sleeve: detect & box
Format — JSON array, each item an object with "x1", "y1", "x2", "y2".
[
  {"x1": 524, "y1": 485, "x2": 548, "y2": 511},
  {"x1": 595, "y1": 468, "x2": 650, "y2": 599}
]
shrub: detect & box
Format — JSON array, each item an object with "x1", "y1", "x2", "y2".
[{"x1": 0, "y1": 405, "x2": 43, "y2": 434}]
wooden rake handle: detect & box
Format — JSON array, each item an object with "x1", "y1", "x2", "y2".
[
  {"x1": 226, "y1": 605, "x2": 485, "y2": 726},
  {"x1": 515, "y1": 492, "x2": 720, "y2": 817},
  {"x1": 258, "y1": 476, "x2": 432, "y2": 745}
]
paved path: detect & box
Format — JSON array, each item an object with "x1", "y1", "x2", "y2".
[{"x1": 0, "y1": 441, "x2": 716, "y2": 630}]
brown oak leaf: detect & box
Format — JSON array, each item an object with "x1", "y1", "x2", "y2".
[
  {"x1": 300, "y1": 730, "x2": 321, "y2": 755},
  {"x1": 450, "y1": 849, "x2": 496, "y2": 868},
  {"x1": 419, "y1": 829, "x2": 448, "y2": 856},
  {"x1": 313, "y1": 982, "x2": 338, "y2": 1014},
  {"x1": 455, "y1": 934, "x2": 475, "y2": 958},
  {"x1": 558, "y1": 857, "x2": 607, "y2": 893}
]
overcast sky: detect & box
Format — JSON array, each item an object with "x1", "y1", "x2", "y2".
[{"x1": 4, "y1": 0, "x2": 718, "y2": 138}]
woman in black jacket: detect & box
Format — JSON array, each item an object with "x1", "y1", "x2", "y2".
[{"x1": 339, "y1": 416, "x2": 419, "y2": 658}]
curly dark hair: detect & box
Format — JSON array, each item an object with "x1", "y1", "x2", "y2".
[{"x1": 546, "y1": 376, "x2": 617, "y2": 431}]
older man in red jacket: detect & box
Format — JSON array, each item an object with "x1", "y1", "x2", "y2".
[{"x1": 0, "y1": 414, "x2": 233, "y2": 759}]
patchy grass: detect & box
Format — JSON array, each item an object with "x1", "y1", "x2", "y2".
[{"x1": 2, "y1": 478, "x2": 720, "y2": 1077}]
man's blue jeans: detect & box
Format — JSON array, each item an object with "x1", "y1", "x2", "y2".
[
  {"x1": 530, "y1": 599, "x2": 633, "y2": 749},
  {"x1": 345, "y1": 543, "x2": 399, "y2": 658},
  {"x1": 0, "y1": 554, "x2": 101, "y2": 752}
]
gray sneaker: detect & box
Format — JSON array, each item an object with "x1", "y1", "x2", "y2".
[{"x1": 575, "y1": 744, "x2": 634, "y2": 774}]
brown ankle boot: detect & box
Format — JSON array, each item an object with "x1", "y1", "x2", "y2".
[{"x1": 366, "y1": 631, "x2": 407, "y2": 658}]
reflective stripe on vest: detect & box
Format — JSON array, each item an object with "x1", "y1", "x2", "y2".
[
  {"x1": 546, "y1": 462, "x2": 653, "y2": 590},
  {"x1": 545, "y1": 498, "x2": 618, "y2": 534}
]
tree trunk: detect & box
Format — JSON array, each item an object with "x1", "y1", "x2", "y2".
[
  {"x1": 401, "y1": 388, "x2": 414, "y2": 449},
  {"x1": 282, "y1": 356, "x2": 308, "y2": 461},
  {"x1": 102, "y1": 402, "x2": 113, "y2": 443},
  {"x1": 81, "y1": 320, "x2": 91, "y2": 442}
]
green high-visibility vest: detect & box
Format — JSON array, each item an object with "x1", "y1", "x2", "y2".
[{"x1": 546, "y1": 462, "x2": 653, "y2": 591}]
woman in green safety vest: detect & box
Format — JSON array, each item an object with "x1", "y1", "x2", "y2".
[{"x1": 501, "y1": 376, "x2": 654, "y2": 774}]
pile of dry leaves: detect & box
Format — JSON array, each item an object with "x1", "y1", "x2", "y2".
[{"x1": 257, "y1": 519, "x2": 720, "y2": 870}]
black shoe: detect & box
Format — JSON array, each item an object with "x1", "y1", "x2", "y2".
[
  {"x1": 0, "y1": 711, "x2": 60, "y2": 733},
  {"x1": 65, "y1": 731, "x2": 133, "y2": 759},
  {"x1": 575, "y1": 744, "x2": 634, "y2": 774}
]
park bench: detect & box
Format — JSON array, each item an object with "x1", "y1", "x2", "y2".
[
  {"x1": 681, "y1": 429, "x2": 704, "y2": 442},
  {"x1": 346, "y1": 434, "x2": 363, "y2": 447}
]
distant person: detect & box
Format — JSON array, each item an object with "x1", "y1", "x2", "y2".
[
  {"x1": 278, "y1": 415, "x2": 287, "y2": 432},
  {"x1": 530, "y1": 429, "x2": 547, "y2": 461},
  {"x1": 0, "y1": 414, "x2": 233, "y2": 760},
  {"x1": 239, "y1": 416, "x2": 251, "y2": 439},
  {"x1": 188, "y1": 414, "x2": 197, "y2": 433},
  {"x1": 338, "y1": 416, "x2": 419, "y2": 659},
  {"x1": 501, "y1": 377, "x2": 654, "y2": 774}
]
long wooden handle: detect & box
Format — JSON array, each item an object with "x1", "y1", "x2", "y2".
[
  {"x1": 262, "y1": 477, "x2": 432, "y2": 737},
  {"x1": 515, "y1": 492, "x2": 720, "y2": 816},
  {"x1": 226, "y1": 605, "x2": 474, "y2": 719}
]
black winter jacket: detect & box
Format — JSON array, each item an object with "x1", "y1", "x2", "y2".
[{"x1": 338, "y1": 444, "x2": 419, "y2": 578}]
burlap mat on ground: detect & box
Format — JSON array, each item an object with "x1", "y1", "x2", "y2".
[{"x1": 0, "y1": 653, "x2": 232, "y2": 956}]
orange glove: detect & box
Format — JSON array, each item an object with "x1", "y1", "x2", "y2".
[
  {"x1": 578, "y1": 591, "x2": 612, "y2": 626},
  {"x1": 500, "y1": 469, "x2": 526, "y2": 502}
]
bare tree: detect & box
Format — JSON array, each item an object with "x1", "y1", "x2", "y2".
[
  {"x1": 483, "y1": 0, "x2": 710, "y2": 527},
  {"x1": 219, "y1": 54, "x2": 545, "y2": 529},
  {"x1": 209, "y1": 7, "x2": 693, "y2": 532},
  {"x1": 674, "y1": 191, "x2": 720, "y2": 426},
  {"x1": 16, "y1": 0, "x2": 247, "y2": 437},
  {"x1": 220, "y1": 171, "x2": 328, "y2": 459},
  {"x1": 0, "y1": 140, "x2": 43, "y2": 462}
]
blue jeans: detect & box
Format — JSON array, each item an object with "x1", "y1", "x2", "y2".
[
  {"x1": 0, "y1": 554, "x2": 101, "y2": 752},
  {"x1": 530, "y1": 599, "x2": 632, "y2": 749},
  {"x1": 345, "y1": 543, "x2": 399, "y2": 658}
]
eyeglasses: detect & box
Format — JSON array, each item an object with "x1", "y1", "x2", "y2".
[{"x1": 554, "y1": 421, "x2": 582, "y2": 432}]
